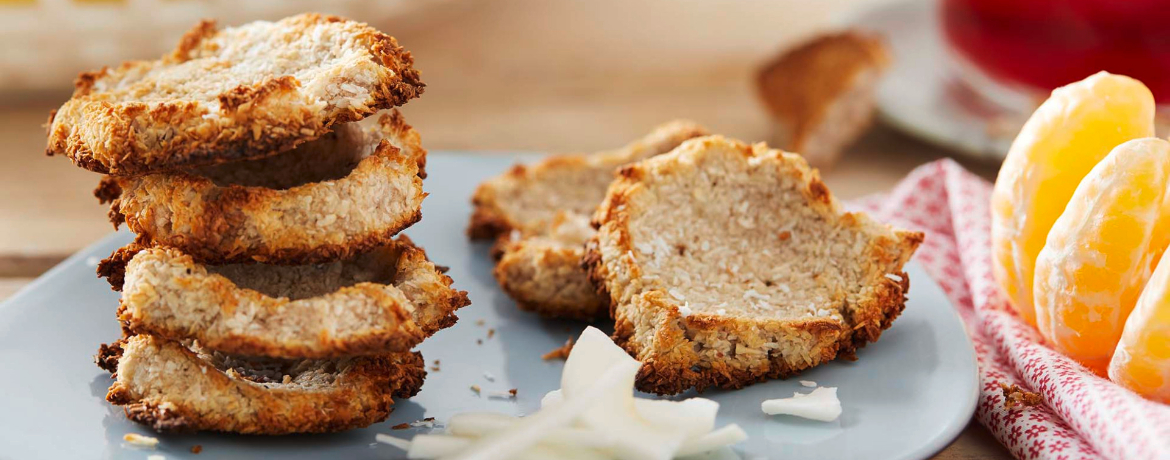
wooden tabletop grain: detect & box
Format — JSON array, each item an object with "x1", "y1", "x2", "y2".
[{"x1": 0, "y1": 0, "x2": 1009, "y2": 457}]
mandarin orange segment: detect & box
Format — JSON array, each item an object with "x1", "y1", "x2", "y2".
[
  {"x1": 1033, "y1": 137, "x2": 1170, "y2": 375},
  {"x1": 992, "y1": 72, "x2": 1155, "y2": 325},
  {"x1": 992, "y1": 71, "x2": 1155, "y2": 326},
  {"x1": 1110, "y1": 248, "x2": 1170, "y2": 403}
]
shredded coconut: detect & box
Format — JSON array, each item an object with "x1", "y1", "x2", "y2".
[
  {"x1": 743, "y1": 289, "x2": 769, "y2": 301},
  {"x1": 375, "y1": 433, "x2": 411, "y2": 449},
  {"x1": 123, "y1": 433, "x2": 159, "y2": 448},
  {"x1": 410, "y1": 418, "x2": 437, "y2": 429},
  {"x1": 488, "y1": 389, "x2": 519, "y2": 399},
  {"x1": 762, "y1": 387, "x2": 842, "y2": 422}
]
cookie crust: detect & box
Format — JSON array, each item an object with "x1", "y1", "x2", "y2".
[
  {"x1": 99, "y1": 335, "x2": 426, "y2": 434},
  {"x1": 47, "y1": 14, "x2": 424, "y2": 176},
  {"x1": 585, "y1": 136, "x2": 922, "y2": 394},
  {"x1": 491, "y1": 228, "x2": 607, "y2": 321}
]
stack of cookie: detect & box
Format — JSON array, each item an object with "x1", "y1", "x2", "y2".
[{"x1": 47, "y1": 14, "x2": 469, "y2": 434}]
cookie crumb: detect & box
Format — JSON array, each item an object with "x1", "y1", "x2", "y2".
[
  {"x1": 542, "y1": 338, "x2": 575, "y2": 360},
  {"x1": 392, "y1": 423, "x2": 411, "y2": 430},
  {"x1": 190, "y1": 445, "x2": 202, "y2": 454},
  {"x1": 1000, "y1": 383, "x2": 1043, "y2": 410},
  {"x1": 477, "y1": 339, "x2": 483, "y2": 345},
  {"x1": 470, "y1": 384, "x2": 482, "y2": 395},
  {"x1": 487, "y1": 328, "x2": 496, "y2": 339},
  {"x1": 488, "y1": 388, "x2": 519, "y2": 399},
  {"x1": 475, "y1": 319, "x2": 485, "y2": 326}
]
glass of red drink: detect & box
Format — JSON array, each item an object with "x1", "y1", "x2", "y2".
[{"x1": 942, "y1": 0, "x2": 1170, "y2": 105}]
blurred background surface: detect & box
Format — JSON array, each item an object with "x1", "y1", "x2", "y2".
[{"x1": 4, "y1": 0, "x2": 1001, "y2": 273}]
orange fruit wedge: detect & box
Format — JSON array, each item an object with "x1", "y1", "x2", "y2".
[
  {"x1": 1110, "y1": 247, "x2": 1170, "y2": 403},
  {"x1": 992, "y1": 71, "x2": 1155, "y2": 326},
  {"x1": 1033, "y1": 137, "x2": 1170, "y2": 375}
]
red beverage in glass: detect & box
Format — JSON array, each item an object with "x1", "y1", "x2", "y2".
[{"x1": 942, "y1": 0, "x2": 1170, "y2": 102}]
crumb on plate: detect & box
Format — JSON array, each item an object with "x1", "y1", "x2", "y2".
[
  {"x1": 1000, "y1": 383, "x2": 1043, "y2": 410},
  {"x1": 542, "y1": 338, "x2": 575, "y2": 360}
]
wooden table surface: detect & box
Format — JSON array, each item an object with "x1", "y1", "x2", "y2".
[{"x1": 0, "y1": 0, "x2": 1009, "y2": 457}]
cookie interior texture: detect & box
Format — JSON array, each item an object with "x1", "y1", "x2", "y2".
[
  {"x1": 206, "y1": 239, "x2": 401, "y2": 301},
  {"x1": 624, "y1": 148, "x2": 890, "y2": 321},
  {"x1": 192, "y1": 122, "x2": 372, "y2": 189},
  {"x1": 199, "y1": 343, "x2": 355, "y2": 386},
  {"x1": 190, "y1": 116, "x2": 417, "y2": 190}
]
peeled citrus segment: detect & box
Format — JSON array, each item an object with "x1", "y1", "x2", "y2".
[
  {"x1": 1110, "y1": 249, "x2": 1170, "y2": 403},
  {"x1": 1033, "y1": 137, "x2": 1170, "y2": 375},
  {"x1": 992, "y1": 71, "x2": 1155, "y2": 326}
]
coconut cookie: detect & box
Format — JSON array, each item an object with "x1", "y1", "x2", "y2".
[
  {"x1": 102, "y1": 110, "x2": 426, "y2": 265},
  {"x1": 98, "y1": 335, "x2": 426, "y2": 434},
  {"x1": 585, "y1": 136, "x2": 922, "y2": 394},
  {"x1": 47, "y1": 14, "x2": 424, "y2": 176},
  {"x1": 470, "y1": 121, "x2": 707, "y2": 320},
  {"x1": 100, "y1": 235, "x2": 467, "y2": 359}
]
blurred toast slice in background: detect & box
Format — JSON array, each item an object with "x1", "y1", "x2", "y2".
[{"x1": 757, "y1": 31, "x2": 889, "y2": 169}]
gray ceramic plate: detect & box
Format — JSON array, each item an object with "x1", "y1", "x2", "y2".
[{"x1": 0, "y1": 153, "x2": 978, "y2": 460}]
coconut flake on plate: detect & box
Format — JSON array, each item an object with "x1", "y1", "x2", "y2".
[
  {"x1": 376, "y1": 326, "x2": 746, "y2": 459},
  {"x1": 761, "y1": 386, "x2": 842, "y2": 422},
  {"x1": 122, "y1": 433, "x2": 159, "y2": 449}
]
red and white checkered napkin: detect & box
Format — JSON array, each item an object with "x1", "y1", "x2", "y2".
[{"x1": 851, "y1": 159, "x2": 1170, "y2": 460}]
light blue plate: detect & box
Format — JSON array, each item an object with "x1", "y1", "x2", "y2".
[{"x1": 0, "y1": 153, "x2": 978, "y2": 460}]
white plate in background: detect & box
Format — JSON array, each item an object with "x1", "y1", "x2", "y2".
[{"x1": 838, "y1": 0, "x2": 1021, "y2": 161}]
